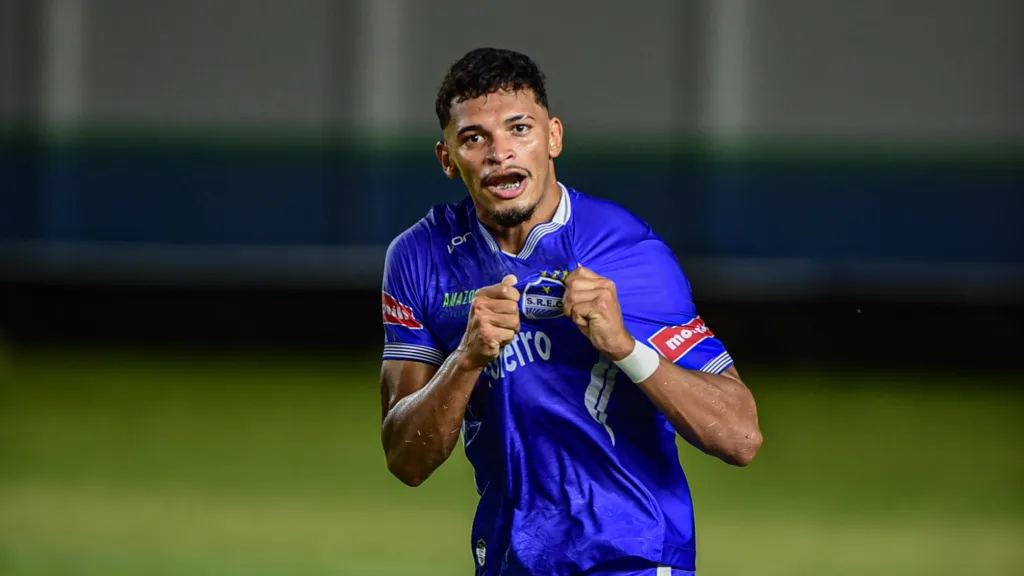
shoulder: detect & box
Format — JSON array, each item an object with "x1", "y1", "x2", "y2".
[
  {"x1": 565, "y1": 186, "x2": 668, "y2": 261},
  {"x1": 386, "y1": 198, "x2": 474, "y2": 265},
  {"x1": 566, "y1": 189, "x2": 698, "y2": 314},
  {"x1": 568, "y1": 187, "x2": 651, "y2": 229}
]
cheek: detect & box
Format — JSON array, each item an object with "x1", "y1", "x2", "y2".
[
  {"x1": 518, "y1": 137, "x2": 548, "y2": 165},
  {"x1": 524, "y1": 136, "x2": 544, "y2": 154},
  {"x1": 452, "y1": 153, "x2": 481, "y2": 181}
]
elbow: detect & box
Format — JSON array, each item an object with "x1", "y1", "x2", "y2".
[
  {"x1": 394, "y1": 471, "x2": 428, "y2": 488},
  {"x1": 386, "y1": 452, "x2": 428, "y2": 487},
  {"x1": 725, "y1": 394, "x2": 763, "y2": 467},
  {"x1": 726, "y1": 426, "x2": 763, "y2": 467},
  {"x1": 381, "y1": 422, "x2": 429, "y2": 487}
]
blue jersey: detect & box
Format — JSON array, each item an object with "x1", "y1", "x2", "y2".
[{"x1": 381, "y1": 184, "x2": 733, "y2": 575}]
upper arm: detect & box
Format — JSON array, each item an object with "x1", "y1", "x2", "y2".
[
  {"x1": 380, "y1": 231, "x2": 446, "y2": 366},
  {"x1": 379, "y1": 229, "x2": 446, "y2": 421},
  {"x1": 604, "y1": 235, "x2": 735, "y2": 375}
]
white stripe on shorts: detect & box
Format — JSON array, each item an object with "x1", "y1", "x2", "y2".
[{"x1": 657, "y1": 565, "x2": 672, "y2": 576}]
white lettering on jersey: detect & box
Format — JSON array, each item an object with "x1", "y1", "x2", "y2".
[
  {"x1": 647, "y1": 316, "x2": 713, "y2": 362},
  {"x1": 483, "y1": 329, "x2": 552, "y2": 380},
  {"x1": 381, "y1": 291, "x2": 423, "y2": 329},
  {"x1": 448, "y1": 232, "x2": 472, "y2": 253}
]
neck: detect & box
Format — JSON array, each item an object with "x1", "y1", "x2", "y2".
[{"x1": 484, "y1": 178, "x2": 562, "y2": 254}]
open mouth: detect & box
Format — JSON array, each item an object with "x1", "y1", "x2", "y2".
[{"x1": 482, "y1": 171, "x2": 527, "y2": 199}]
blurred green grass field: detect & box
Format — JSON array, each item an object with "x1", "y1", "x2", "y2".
[{"x1": 1, "y1": 350, "x2": 1022, "y2": 575}]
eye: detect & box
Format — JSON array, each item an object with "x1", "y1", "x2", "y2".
[
  {"x1": 463, "y1": 134, "x2": 482, "y2": 145},
  {"x1": 513, "y1": 124, "x2": 530, "y2": 133}
]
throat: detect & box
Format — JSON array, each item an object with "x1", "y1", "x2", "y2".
[
  {"x1": 479, "y1": 180, "x2": 563, "y2": 255},
  {"x1": 487, "y1": 204, "x2": 557, "y2": 255},
  {"x1": 491, "y1": 227, "x2": 531, "y2": 255}
]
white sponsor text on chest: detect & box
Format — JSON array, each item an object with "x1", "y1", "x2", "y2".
[{"x1": 483, "y1": 329, "x2": 552, "y2": 380}]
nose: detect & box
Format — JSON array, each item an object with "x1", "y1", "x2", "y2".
[{"x1": 486, "y1": 133, "x2": 515, "y2": 164}]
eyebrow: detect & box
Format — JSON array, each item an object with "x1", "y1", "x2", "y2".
[
  {"x1": 505, "y1": 114, "x2": 535, "y2": 124},
  {"x1": 456, "y1": 114, "x2": 536, "y2": 137},
  {"x1": 456, "y1": 124, "x2": 483, "y2": 138}
]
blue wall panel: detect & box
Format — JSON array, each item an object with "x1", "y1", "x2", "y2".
[{"x1": 1, "y1": 147, "x2": 1020, "y2": 265}]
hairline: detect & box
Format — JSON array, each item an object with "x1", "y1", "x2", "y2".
[{"x1": 440, "y1": 86, "x2": 549, "y2": 132}]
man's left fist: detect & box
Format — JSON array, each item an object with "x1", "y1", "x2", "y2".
[{"x1": 562, "y1": 265, "x2": 635, "y2": 361}]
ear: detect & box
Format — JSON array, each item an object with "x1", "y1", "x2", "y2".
[
  {"x1": 548, "y1": 116, "x2": 564, "y2": 159},
  {"x1": 435, "y1": 141, "x2": 459, "y2": 179}
]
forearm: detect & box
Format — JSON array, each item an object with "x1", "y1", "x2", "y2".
[
  {"x1": 381, "y1": 351, "x2": 482, "y2": 485},
  {"x1": 636, "y1": 358, "x2": 761, "y2": 466}
]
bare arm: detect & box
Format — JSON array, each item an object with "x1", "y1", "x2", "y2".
[
  {"x1": 380, "y1": 274, "x2": 521, "y2": 487},
  {"x1": 628, "y1": 362, "x2": 761, "y2": 466},
  {"x1": 380, "y1": 354, "x2": 482, "y2": 486},
  {"x1": 563, "y1": 265, "x2": 762, "y2": 467}
]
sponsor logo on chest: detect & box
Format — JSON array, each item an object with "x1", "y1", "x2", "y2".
[
  {"x1": 443, "y1": 289, "x2": 476, "y2": 308},
  {"x1": 483, "y1": 328, "x2": 553, "y2": 381}
]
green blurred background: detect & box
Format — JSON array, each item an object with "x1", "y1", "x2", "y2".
[
  {"x1": 2, "y1": 351, "x2": 1022, "y2": 575},
  {"x1": 2, "y1": 0, "x2": 1023, "y2": 574}
]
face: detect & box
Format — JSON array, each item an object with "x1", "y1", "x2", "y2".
[{"x1": 436, "y1": 89, "x2": 563, "y2": 229}]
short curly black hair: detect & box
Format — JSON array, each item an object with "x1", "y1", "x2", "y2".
[{"x1": 435, "y1": 47, "x2": 549, "y2": 130}]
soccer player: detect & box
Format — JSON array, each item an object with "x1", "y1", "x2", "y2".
[{"x1": 379, "y1": 47, "x2": 762, "y2": 576}]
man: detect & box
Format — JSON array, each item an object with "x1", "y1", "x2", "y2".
[{"x1": 379, "y1": 47, "x2": 761, "y2": 576}]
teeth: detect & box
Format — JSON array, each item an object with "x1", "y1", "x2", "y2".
[{"x1": 488, "y1": 175, "x2": 522, "y2": 191}]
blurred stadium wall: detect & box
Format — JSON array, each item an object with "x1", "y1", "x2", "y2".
[{"x1": 1, "y1": 0, "x2": 1022, "y2": 368}]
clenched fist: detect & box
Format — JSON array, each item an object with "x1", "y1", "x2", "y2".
[
  {"x1": 457, "y1": 274, "x2": 521, "y2": 369},
  {"x1": 563, "y1": 265, "x2": 635, "y2": 361}
]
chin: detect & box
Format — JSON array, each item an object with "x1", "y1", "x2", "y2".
[
  {"x1": 489, "y1": 196, "x2": 540, "y2": 228},
  {"x1": 493, "y1": 193, "x2": 532, "y2": 211}
]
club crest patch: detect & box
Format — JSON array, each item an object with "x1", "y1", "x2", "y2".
[
  {"x1": 475, "y1": 539, "x2": 487, "y2": 566},
  {"x1": 520, "y1": 273, "x2": 566, "y2": 320}
]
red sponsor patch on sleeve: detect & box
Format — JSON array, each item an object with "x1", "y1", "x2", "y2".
[
  {"x1": 647, "y1": 316, "x2": 713, "y2": 362},
  {"x1": 382, "y1": 291, "x2": 423, "y2": 329}
]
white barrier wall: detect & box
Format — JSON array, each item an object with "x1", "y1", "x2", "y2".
[{"x1": 2, "y1": 0, "x2": 1019, "y2": 139}]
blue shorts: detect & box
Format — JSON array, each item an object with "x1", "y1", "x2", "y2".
[{"x1": 579, "y1": 558, "x2": 695, "y2": 576}]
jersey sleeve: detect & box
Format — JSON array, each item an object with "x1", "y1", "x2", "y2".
[
  {"x1": 380, "y1": 229, "x2": 446, "y2": 366},
  {"x1": 600, "y1": 235, "x2": 734, "y2": 375}
]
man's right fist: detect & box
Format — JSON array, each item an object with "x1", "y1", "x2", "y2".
[{"x1": 458, "y1": 274, "x2": 521, "y2": 369}]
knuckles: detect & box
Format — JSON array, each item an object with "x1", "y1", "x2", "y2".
[
  {"x1": 472, "y1": 285, "x2": 520, "y2": 304},
  {"x1": 501, "y1": 285, "x2": 521, "y2": 302},
  {"x1": 471, "y1": 306, "x2": 490, "y2": 323}
]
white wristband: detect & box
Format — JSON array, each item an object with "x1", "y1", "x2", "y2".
[{"x1": 613, "y1": 340, "x2": 661, "y2": 383}]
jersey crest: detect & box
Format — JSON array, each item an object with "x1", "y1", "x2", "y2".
[
  {"x1": 520, "y1": 269, "x2": 569, "y2": 320},
  {"x1": 520, "y1": 270, "x2": 569, "y2": 317}
]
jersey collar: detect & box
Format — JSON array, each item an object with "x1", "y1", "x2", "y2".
[{"x1": 477, "y1": 182, "x2": 572, "y2": 259}]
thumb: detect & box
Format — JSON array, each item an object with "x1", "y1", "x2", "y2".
[{"x1": 501, "y1": 274, "x2": 518, "y2": 286}]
